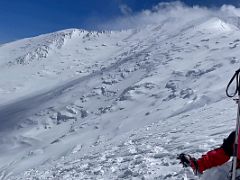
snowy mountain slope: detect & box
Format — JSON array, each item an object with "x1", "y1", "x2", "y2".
[
  {"x1": 0, "y1": 29, "x2": 132, "y2": 105},
  {"x1": 7, "y1": 99, "x2": 235, "y2": 180},
  {"x1": 1, "y1": 10, "x2": 240, "y2": 180}
]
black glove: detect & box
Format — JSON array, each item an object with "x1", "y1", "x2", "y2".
[
  {"x1": 177, "y1": 153, "x2": 199, "y2": 175},
  {"x1": 177, "y1": 153, "x2": 192, "y2": 167}
]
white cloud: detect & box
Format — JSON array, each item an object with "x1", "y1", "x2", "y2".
[
  {"x1": 119, "y1": 4, "x2": 132, "y2": 15},
  {"x1": 220, "y1": 4, "x2": 240, "y2": 16},
  {"x1": 97, "y1": 1, "x2": 240, "y2": 31},
  {"x1": 116, "y1": 0, "x2": 132, "y2": 15}
]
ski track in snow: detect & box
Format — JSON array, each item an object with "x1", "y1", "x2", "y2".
[{"x1": 0, "y1": 12, "x2": 240, "y2": 180}]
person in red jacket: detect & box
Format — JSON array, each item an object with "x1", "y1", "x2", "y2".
[{"x1": 178, "y1": 131, "x2": 236, "y2": 175}]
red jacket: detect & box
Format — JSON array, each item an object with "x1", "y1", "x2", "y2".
[{"x1": 196, "y1": 131, "x2": 236, "y2": 173}]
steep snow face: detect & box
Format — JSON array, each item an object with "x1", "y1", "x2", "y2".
[
  {"x1": 0, "y1": 12, "x2": 240, "y2": 180},
  {"x1": 0, "y1": 29, "x2": 132, "y2": 104},
  {"x1": 0, "y1": 29, "x2": 79, "y2": 65}
]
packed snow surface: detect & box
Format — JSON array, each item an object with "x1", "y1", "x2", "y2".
[{"x1": 1, "y1": 5, "x2": 240, "y2": 180}]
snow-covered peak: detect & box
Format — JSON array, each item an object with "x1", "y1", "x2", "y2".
[
  {"x1": 0, "y1": 29, "x2": 84, "y2": 65},
  {"x1": 196, "y1": 17, "x2": 235, "y2": 32},
  {"x1": 0, "y1": 28, "x2": 121, "y2": 66}
]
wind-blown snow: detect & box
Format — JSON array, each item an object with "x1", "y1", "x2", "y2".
[{"x1": 1, "y1": 3, "x2": 240, "y2": 180}]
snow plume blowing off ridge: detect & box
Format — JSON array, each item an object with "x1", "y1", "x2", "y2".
[{"x1": 98, "y1": 1, "x2": 240, "y2": 30}]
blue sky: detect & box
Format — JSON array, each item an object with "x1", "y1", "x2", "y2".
[{"x1": 0, "y1": 0, "x2": 239, "y2": 43}]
